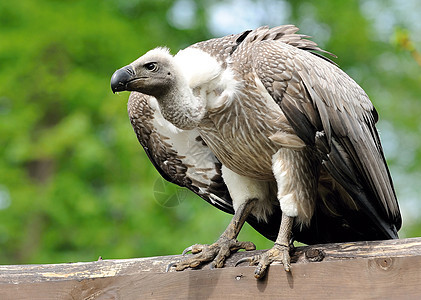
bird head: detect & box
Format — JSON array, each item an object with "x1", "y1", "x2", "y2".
[{"x1": 111, "y1": 48, "x2": 177, "y2": 98}]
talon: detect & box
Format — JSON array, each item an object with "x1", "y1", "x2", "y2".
[
  {"x1": 235, "y1": 256, "x2": 254, "y2": 267},
  {"x1": 165, "y1": 262, "x2": 176, "y2": 272},
  {"x1": 274, "y1": 242, "x2": 291, "y2": 271},
  {"x1": 182, "y1": 246, "x2": 193, "y2": 256},
  {"x1": 283, "y1": 253, "x2": 291, "y2": 272},
  {"x1": 254, "y1": 263, "x2": 265, "y2": 279}
]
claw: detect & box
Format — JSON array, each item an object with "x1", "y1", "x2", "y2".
[
  {"x1": 235, "y1": 256, "x2": 254, "y2": 267},
  {"x1": 165, "y1": 262, "x2": 177, "y2": 272},
  {"x1": 182, "y1": 246, "x2": 193, "y2": 256},
  {"x1": 234, "y1": 244, "x2": 291, "y2": 278},
  {"x1": 254, "y1": 263, "x2": 267, "y2": 279},
  {"x1": 168, "y1": 238, "x2": 256, "y2": 272},
  {"x1": 283, "y1": 256, "x2": 291, "y2": 272}
]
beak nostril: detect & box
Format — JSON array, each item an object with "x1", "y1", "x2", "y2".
[{"x1": 125, "y1": 67, "x2": 135, "y2": 76}]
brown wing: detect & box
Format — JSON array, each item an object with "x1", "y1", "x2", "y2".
[
  {"x1": 127, "y1": 92, "x2": 233, "y2": 213},
  {"x1": 251, "y1": 39, "x2": 401, "y2": 239}
]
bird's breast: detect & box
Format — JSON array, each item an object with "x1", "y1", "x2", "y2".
[{"x1": 198, "y1": 88, "x2": 285, "y2": 180}]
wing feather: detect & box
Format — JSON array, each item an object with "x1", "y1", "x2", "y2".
[
  {"x1": 252, "y1": 40, "x2": 401, "y2": 238},
  {"x1": 128, "y1": 92, "x2": 234, "y2": 213}
]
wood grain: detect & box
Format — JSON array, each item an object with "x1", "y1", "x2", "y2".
[{"x1": 1, "y1": 237, "x2": 420, "y2": 299}]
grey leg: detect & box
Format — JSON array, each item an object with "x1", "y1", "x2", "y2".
[{"x1": 170, "y1": 198, "x2": 257, "y2": 271}]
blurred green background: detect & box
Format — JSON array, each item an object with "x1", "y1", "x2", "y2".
[{"x1": 1, "y1": 0, "x2": 420, "y2": 265}]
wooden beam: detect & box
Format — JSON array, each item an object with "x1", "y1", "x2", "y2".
[{"x1": 1, "y1": 237, "x2": 420, "y2": 299}]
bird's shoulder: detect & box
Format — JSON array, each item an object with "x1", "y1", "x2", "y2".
[{"x1": 247, "y1": 40, "x2": 375, "y2": 125}]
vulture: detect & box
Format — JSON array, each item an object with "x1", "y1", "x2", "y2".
[{"x1": 111, "y1": 25, "x2": 401, "y2": 279}]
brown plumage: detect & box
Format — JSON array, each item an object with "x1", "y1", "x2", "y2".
[{"x1": 111, "y1": 25, "x2": 401, "y2": 278}]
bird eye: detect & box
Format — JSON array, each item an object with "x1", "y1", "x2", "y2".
[{"x1": 144, "y1": 62, "x2": 157, "y2": 71}]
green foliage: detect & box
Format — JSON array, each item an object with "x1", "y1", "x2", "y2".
[
  {"x1": 0, "y1": 0, "x2": 272, "y2": 264},
  {"x1": 0, "y1": 0, "x2": 420, "y2": 265}
]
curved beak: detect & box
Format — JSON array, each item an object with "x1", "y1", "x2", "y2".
[{"x1": 110, "y1": 65, "x2": 136, "y2": 93}]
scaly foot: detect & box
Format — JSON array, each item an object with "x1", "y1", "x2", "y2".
[
  {"x1": 235, "y1": 243, "x2": 291, "y2": 279},
  {"x1": 167, "y1": 236, "x2": 256, "y2": 271}
]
